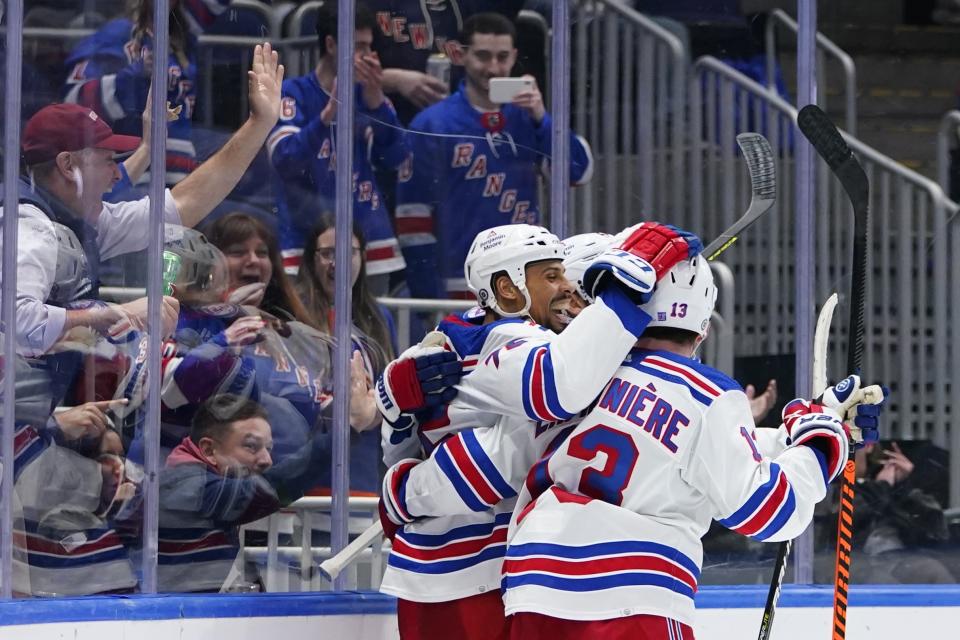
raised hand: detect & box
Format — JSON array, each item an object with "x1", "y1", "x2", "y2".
[
  {"x1": 511, "y1": 75, "x2": 545, "y2": 124},
  {"x1": 356, "y1": 52, "x2": 386, "y2": 110},
  {"x1": 247, "y1": 42, "x2": 285, "y2": 127}
]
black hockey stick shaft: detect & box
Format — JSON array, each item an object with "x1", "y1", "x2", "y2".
[
  {"x1": 757, "y1": 106, "x2": 869, "y2": 640},
  {"x1": 798, "y1": 105, "x2": 869, "y2": 640}
]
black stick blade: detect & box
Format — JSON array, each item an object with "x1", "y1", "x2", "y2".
[{"x1": 796, "y1": 105, "x2": 868, "y2": 210}]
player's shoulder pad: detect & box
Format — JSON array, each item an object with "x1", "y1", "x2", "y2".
[
  {"x1": 436, "y1": 310, "x2": 532, "y2": 359},
  {"x1": 625, "y1": 349, "x2": 741, "y2": 407}
]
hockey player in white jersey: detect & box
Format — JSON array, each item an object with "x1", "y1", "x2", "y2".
[
  {"x1": 498, "y1": 255, "x2": 886, "y2": 640},
  {"x1": 375, "y1": 225, "x2": 702, "y2": 640}
]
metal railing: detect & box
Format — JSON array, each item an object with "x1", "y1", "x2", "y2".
[
  {"x1": 764, "y1": 8, "x2": 857, "y2": 136},
  {"x1": 240, "y1": 496, "x2": 387, "y2": 592},
  {"x1": 570, "y1": 0, "x2": 689, "y2": 234},
  {"x1": 378, "y1": 297, "x2": 475, "y2": 351},
  {"x1": 937, "y1": 110, "x2": 960, "y2": 199},
  {"x1": 691, "y1": 57, "x2": 960, "y2": 508}
]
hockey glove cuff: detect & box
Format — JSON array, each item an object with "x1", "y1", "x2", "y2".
[
  {"x1": 582, "y1": 249, "x2": 657, "y2": 305},
  {"x1": 783, "y1": 399, "x2": 849, "y2": 483},
  {"x1": 381, "y1": 458, "x2": 421, "y2": 534}
]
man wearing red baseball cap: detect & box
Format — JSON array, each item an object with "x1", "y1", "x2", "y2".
[{"x1": 4, "y1": 42, "x2": 284, "y2": 357}]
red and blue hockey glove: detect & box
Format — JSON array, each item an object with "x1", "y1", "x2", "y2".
[
  {"x1": 581, "y1": 249, "x2": 657, "y2": 305},
  {"x1": 819, "y1": 375, "x2": 887, "y2": 447},
  {"x1": 380, "y1": 458, "x2": 421, "y2": 540},
  {"x1": 615, "y1": 222, "x2": 703, "y2": 279},
  {"x1": 376, "y1": 332, "x2": 463, "y2": 434},
  {"x1": 782, "y1": 399, "x2": 849, "y2": 483}
]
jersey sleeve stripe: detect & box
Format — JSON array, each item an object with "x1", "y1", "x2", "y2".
[
  {"x1": 443, "y1": 434, "x2": 506, "y2": 507},
  {"x1": 522, "y1": 346, "x2": 575, "y2": 423},
  {"x1": 718, "y1": 465, "x2": 796, "y2": 538},
  {"x1": 792, "y1": 428, "x2": 842, "y2": 483},
  {"x1": 461, "y1": 430, "x2": 517, "y2": 500},
  {"x1": 501, "y1": 571, "x2": 695, "y2": 599},
  {"x1": 391, "y1": 462, "x2": 418, "y2": 523},
  {"x1": 388, "y1": 543, "x2": 506, "y2": 575},
  {"x1": 434, "y1": 441, "x2": 493, "y2": 512},
  {"x1": 753, "y1": 484, "x2": 797, "y2": 541},
  {"x1": 717, "y1": 462, "x2": 784, "y2": 529}
]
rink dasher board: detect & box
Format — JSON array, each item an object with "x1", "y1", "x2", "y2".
[{"x1": 0, "y1": 586, "x2": 958, "y2": 639}]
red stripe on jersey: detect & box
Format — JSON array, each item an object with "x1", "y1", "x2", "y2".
[
  {"x1": 366, "y1": 245, "x2": 397, "y2": 262},
  {"x1": 24, "y1": 529, "x2": 123, "y2": 556},
  {"x1": 158, "y1": 530, "x2": 231, "y2": 554},
  {"x1": 79, "y1": 82, "x2": 102, "y2": 112},
  {"x1": 503, "y1": 554, "x2": 697, "y2": 592},
  {"x1": 446, "y1": 435, "x2": 502, "y2": 505},
  {"x1": 550, "y1": 486, "x2": 593, "y2": 506},
  {"x1": 282, "y1": 255, "x2": 302, "y2": 269},
  {"x1": 393, "y1": 524, "x2": 507, "y2": 561},
  {"x1": 528, "y1": 348, "x2": 560, "y2": 422},
  {"x1": 735, "y1": 471, "x2": 790, "y2": 536},
  {"x1": 395, "y1": 217, "x2": 434, "y2": 234},
  {"x1": 646, "y1": 357, "x2": 720, "y2": 398}
]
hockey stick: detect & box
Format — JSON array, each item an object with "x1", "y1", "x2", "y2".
[
  {"x1": 757, "y1": 293, "x2": 838, "y2": 640},
  {"x1": 318, "y1": 520, "x2": 384, "y2": 581},
  {"x1": 704, "y1": 133, "x2": 777, "y2": 261},
  {"x1": 797, "y1": 105, "x2": 870, "y2": 640}
]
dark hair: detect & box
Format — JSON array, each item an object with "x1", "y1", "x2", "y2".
[
  {"x1": 296, "y1": 216, "x2": 395, "y2": 371},
  {"x1": 130, "y1": 0, "x2": 191, "y2": 70},
  {"x1": 640, "y1": 326, "x2": 701, "y2": 346},
  {"x1": 460, "y1": 12, "x2": 516, "y2": 47},
  {"x1": 191, "y1": 394, "x2": 267, "y2": 444},
  {"x1": 201, "y1": 212, "x2": 316, "y2": 327},
  {"x1": 315, "y1": 3, "x2": 377, "y2": 56}
]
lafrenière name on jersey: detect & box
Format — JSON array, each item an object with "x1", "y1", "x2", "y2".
[{"x1": 597, "y1": 377, "x2": 690, "y2": 453}]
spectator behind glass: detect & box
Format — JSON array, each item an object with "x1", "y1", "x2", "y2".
[
  {"x1": 269, "y1": 2, "x2": 407, "y2": 293},
  {"x1": 294, "y1": 218, "x2": 394, "y2": 499},
  {"x1": 202, "y1": 212, "x2": 316, "y2": 325},
  {"x1": 368, "y1": 0, "x2": 525, "y2": 125},
  {"x1": 62, "y1": 0, "x2": 232, "y2": 189},
  {"x1": 159, "y1": 394, "x2": 280, "y2": 592},
  {"x1": 844, "y1": 440, "x2": 954, "y2": 583},
  {"x1": 5, "y1": 42, "x2": 282, "y2": 365},
  {"x1": 297, "y1": 215, "x2": 399, "y2": 370},
  {"x1": 395, "y1": 12, "x2": 593, "y2": 299}
]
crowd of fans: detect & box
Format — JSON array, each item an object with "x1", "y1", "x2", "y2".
[{"x1": 3, "y1": 0, "x2": 587, "y2": 595}]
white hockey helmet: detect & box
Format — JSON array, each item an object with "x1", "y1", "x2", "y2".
[
  {"x1": 464, "y1": 224, "x2": 565, "y2": 317},
  {"x1": 644, "y1": 255, "x2": 716, "y2": 338},
  {"x1": 562, "y1": 232, "x2": 615, "y2": 300}
]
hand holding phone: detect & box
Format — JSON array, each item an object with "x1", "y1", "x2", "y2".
[{"x1": 488, "y1": 77, "x2": 535, "y2": 104}]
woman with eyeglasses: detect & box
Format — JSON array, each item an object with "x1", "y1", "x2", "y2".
[{"x1": 294, "y1": 217, "x2": 399, "y2": 505}]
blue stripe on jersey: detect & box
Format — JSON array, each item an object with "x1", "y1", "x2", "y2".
[
  {"x1": 538, "y1": 346, "x2": 575, "y2": 422},
  {"x1": 399, "y1": 512, "x2": 512, "y2": 547},
  {"x1": 502, "y1": 570, "x2": 695, "y2": 600},
  {"x1": 387, "y1": 542, "x2": 506, "y2": 574},
  {"x1": 506, "y1": 540, "x2": 700, "y2": 579},
  {"x1": 434, "y1": 443, "x2": 490, "y2": 512},
  {"x1": 25, "y1": 545, "x2": 128, "y2": 569},
  {"x1": 437, "y1": 315, "x2": 528, "y2": 359},
  {"x1": 521, "y1": 346, "x2": 575, "y2": 423},
  {"x1": 807, "y1": 446, "x2": 830, "y2": 485},
  {"x1": 633, "y1": 349, "x2": 742, "y2": 392},
  {"x1": 624, "y1": 361, "x2": 715, "y2": 406},
  {"x1": 461, "y1": 430, "x2": 517, "y2": 500},
  {"x1": 717, "y1": 463, "x2": 783, "y2": 529},
  {"x1": 754, "y1": 484, "x2": 797, "y2": 541}
]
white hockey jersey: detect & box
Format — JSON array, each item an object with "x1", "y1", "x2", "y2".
[
  {"x1": 379, "y1": 287, "x2": 651, "y2": 602},
  {"x1": 501, "y1": 348, "x2": 840, "y2": 626}
]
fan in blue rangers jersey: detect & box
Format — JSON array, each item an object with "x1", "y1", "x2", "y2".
[
  {"x1": 395, "y1": 13, "x2": 593, "y2": 300},
  {"x1": 491, "y1": 256, "x2": 888, "y2": 640},
  {"x1": 62, "y1": 0, "x2": 231, "y2": 187},
  {"x1": 268, "y1": 4, "x2": 407, "y2": 286},
  {"x1": 373, "y1": 224, "x2": 700, "y2": 640}
]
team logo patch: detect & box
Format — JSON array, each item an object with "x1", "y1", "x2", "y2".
[{"x1": 658, "y1": 312, "x2": 667, "y2": 321}]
